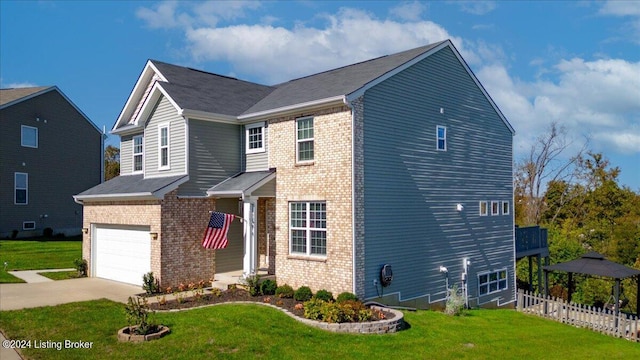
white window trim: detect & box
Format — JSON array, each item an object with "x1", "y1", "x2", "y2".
[
  {"x1": 296, "y1": 116, "x2": 314, "y2": 163},
  {"x1": 158, "y1": 123, "x2": 170, "y2": 170},
  {"x1": 491, "y1": 201, "x2": 500, "y2": 215},
  {"x1": 502, "y1": 201, "x2": 510, "y2": 216},
  {"x1": 479, "y1": 201, "x2": 488, "y2": 216},
  {"x1": 21, "y1": 125, "x2": 38, "y2": 148},
  {"x1": 289, "y1": 201, "x2": 327, "y2": 257},
  {"x1": 14, "y1": 172, "x2": 28, "y2": 205},
  {"x1": 478, "y1": 269, "x2": 508, "y2": 296},
  {"x1": 246, "y1": 122, "x2": 265, "y2": 154},
  {"x1": 436, "y1": 125, "x2": 446, "y2": 151},
  {"x1": 133, "y1": 135, "x2": 144, "y2": 173},
  {"x1": 23, "y1": 221, "x2": 36, "y2": 230}
]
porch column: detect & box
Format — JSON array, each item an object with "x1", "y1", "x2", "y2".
[{"x1": 242, "y1": 197, "x2": 258, "y2": 278}]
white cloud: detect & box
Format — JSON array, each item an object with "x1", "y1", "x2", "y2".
[
  {"x1": 1, "y1": 80, "x2": 38, "y2": 88},
  {"x1": 599, "y1": 1, "x2": 640, "y2": 16},
  {"x1": 389, "y1": 1, "x2": 427, "y2": 21},
  {"x1": 183, "y1": 7, "x2": 462, "y2": 83},
  {"x1": 454, "y1": 1, "x2": 497, "y2": 15},
  {"x1": 136, "y1": 0, "x2": 260, "y2": 29}
]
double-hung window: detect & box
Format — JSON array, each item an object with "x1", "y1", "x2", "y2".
[
  {"x1": 14, "y1": 172, "x2": 28, "y2": 205},
  {"x1": 290, "y1": 201, "x2": 326, "y2": 256},
  {"x1": 246, "y1": 122, "x2": 265, "y2": 154},
  {"x1": 133, "y1": 135, "x2": 144, "y2": 172},
  {"x1": 21, "y1": 125, "x2": 38, "y2": 148},
  {"x1": 502, "y1": 201, "x2": 510, "y2": 216},
  {"x1": 479, "y1": 201, "x2": 488, "y2": 216},
  {"x1": 436, "y1": 125, "x2": 446, "y2": 151},
  {"x1": 491, "y1": 201, "x2": 500, "y2": 215},
  {"x1": 296, "y1": 117, "x2": 314, "y2": 162},
  {"x1": 478, "y1": 269, "x2": 508, "y2": 295},
  {"x1": 158, "y1": 124, "x2": 170, "y2": 170}
]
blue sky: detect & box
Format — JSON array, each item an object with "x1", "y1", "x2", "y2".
[{"x1": 1, "y1": 1, "x2": 639, "y2": 190}]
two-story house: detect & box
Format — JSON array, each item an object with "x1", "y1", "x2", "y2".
[
  {"x1": 75, "y1": 39, "x2": 515, "y2": 309},
  {"x1": 1, "y1": 86, "x2": 103, "y2": 238}
]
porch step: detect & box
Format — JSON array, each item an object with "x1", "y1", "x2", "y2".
[{"x1": 210, "y1": 271, "x2": 275, "y2": 291}]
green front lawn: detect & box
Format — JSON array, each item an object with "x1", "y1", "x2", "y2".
[
  {"x1": 0, "y1": 239, "x2": 82, "y2": 283},
  {"x1": 1, "y1": 300, "x2": 638, "y2": 359}
]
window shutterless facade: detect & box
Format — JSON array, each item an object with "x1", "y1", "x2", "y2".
[
  {"x1": 491, "y1": 201, "x2": 499, "y2": 215},
  {"x1": 159, "y1": 124, "x2": 170, "y2": 170},
  {"x1": 436, "y1": 125, "x2": 446, "y2": 151},
  {"x1": 14, "y1": 172, "x2": 28, "y2": 205},
  {"x1": 21, "y1": 125, "x2": 38, "y2": 148},
  {"x1": 246, "y1": 122, "x2": 265, "y2": 154},
  {"x1": 133, "y1": 135, "x2": 143, "y2": 172},
  {"x1": 478, "y1": 269, "x2": 508, "y2": 295},
  {"x1": 23, "y1": 221, "x2": 36, "y2": 230},
  {"x1": 296, "y1": 117, "x2": 314, "y2": 162},
  {"x1": 290, "y1": 201, "x2": 326, "y2": 256}
]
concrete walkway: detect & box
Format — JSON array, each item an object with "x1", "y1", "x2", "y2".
[{"x1": 8, "y1": 268, "x2": 75, "y2": 283}]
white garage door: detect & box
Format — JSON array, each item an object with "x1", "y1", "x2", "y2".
[{"x1": 93, "y1": 225, "x2": 151, "y2": 286}]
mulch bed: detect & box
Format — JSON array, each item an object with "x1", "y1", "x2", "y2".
[{"x1": 143, "y1": 288, "x2": 394, "y2": 322}]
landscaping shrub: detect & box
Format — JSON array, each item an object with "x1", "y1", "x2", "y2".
[
  {"x1": 43, "y1": 227, "x2": 54, "y2": 238},
  {"x1": 142, "y1": 272, "x2": 160, "y2": 295},
  {"x1": 313, "y1": 289, "x2": 334, "y2": 302},
  {"x1": 303, "y1": 298, "x2": 325, "y2": 321},
  {"x1": 245, "y1": 274, "x2": 261, "y2": 296},
  {"x1": 294, "y1": 286, "x2": 313, "y2": 302},
  {"x1": 336, "y1": 292, "x2": 358, "y2": 303},
  {"x1": 275, "y1": 284, "x2": 294, "y2": 298},
  {"x1": 124, "y1": 296, "x2": 158, "y2": 335},
  {"x1": 445, "y1": 285, "x2": 466, "y2": 316},
  {"x1": 302, "y1": 298, "x2": 373, "y2": 323},
  {"x1": 74, "y1": 258, "x2": 88, "y2": 278},
  {"x1": 260, "y1": 279, "x2": 277, "y2": 295}
]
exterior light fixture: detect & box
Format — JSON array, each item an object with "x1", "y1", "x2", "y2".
[
  {"x1": 150, "y1": 232, "x2": 159, "y2": 240},
  {"x1": 82, "y1": 228, "x2": 89, "y2": 234},
  {"x1": 456, "y1": 203, "x2": 464, "y2": 212}
]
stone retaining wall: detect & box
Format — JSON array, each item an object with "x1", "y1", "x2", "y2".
[{"x1": 157, "y1": 302, "x2": 404, "y2": 334}]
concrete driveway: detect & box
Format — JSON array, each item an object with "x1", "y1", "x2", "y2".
[{"x1": 0, "y1": 278, "x2": 143, "y2": 311}]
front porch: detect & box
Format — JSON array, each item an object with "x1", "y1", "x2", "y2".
[{"x1": 211, "y1": 269, "x2": 276, "y2": 290}]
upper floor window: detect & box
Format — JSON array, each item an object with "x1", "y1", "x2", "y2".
[
  {"x1": 15, "y1": 172, "x2": 28, "y2": 205},
  {"x1": 436, "y1": 125, "x2": 446, "y2": 151},
  {"x1": 491, "y1": 201, "x2": 500, "y2": 215},
  {"x1": 246, "y1": 122, "x2": 265, "y2": 154},
  {"x1": 296, "y1": 117, "x2": 314, "y2": 162},
  {"x1": 478, "y1": 269, "x2": 508, "y2": 295},
  {"x1": 133, "y1": 135, "x2": 143, "y2": 173},
  {"x1": 479, "y1": 201, "x2": 488, "y2": 216},
  {"x1": 159, "y1": 124, "x2": 170, "y2": 170},
  {"x1": 290, "y1": 201, "x2": 326, "y2": 256},
  {"x1": 21, "y1": 125, "x2": 38, "y2": 148},
  {"x1": 502, "y1": 201, "x2": 510, "y2": 216}
]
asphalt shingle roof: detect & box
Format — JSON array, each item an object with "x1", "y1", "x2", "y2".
[
  {"x1": 207, "y1": 169, "x2": 275, "y2": 195},
  {"x1": 75, "y1": 174, "x2": 187, "y2": 198},
  {"x1": 150, "y1": 61, "x2": 274, "y2": 116},
  {"x1": 0, "y1": 86, "x2": 52, "y2": 107}
]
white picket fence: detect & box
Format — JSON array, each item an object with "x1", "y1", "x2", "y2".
[{"x1": 517, "y1": 289, "x2": 639, "y2": 342}]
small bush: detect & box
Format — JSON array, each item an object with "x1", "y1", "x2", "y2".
[
  {"x1": 124, "y1": 296, "x2": 158, "y2": 335},
  {"x1": 313, "y1": 289, "x2": 334, "y2": 302},
  {"x1": 303, "y1": 298, "x2": 325, "y2": 321},
  {"x1": 294, "y1": 286, "x2": 313, "y2": 302},
  {"x1": 11, "y1": 230, "x2": 18, "y2": 239},
  {"x1": 445, "y1": 285, "x2": 466, "y2": 316},
  {"x1": 245, "y1": 274, "x2": 261, "y2": 296},
  {"x1": 142, "y1": 272, "x2": 160, "y2": 295},
  {"x1": 275, "y1": 284, "x2": 294, "y2": 298},
  {"x1": 74, "y1": 258, "x2": 88, "y2": 277},
  {"x1": 336, "y1": 292, "x2": 358, "y2": 303},
  {"x1": 260, "y1": 279, "x2": 277, "y2": 295}
]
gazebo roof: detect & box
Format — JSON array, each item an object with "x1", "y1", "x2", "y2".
[{"x1": 543, "y1": 251, "x2": 640, "y2": 279}]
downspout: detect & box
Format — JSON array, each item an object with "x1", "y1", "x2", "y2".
[
  {"x1": 344, "y1": 95, "x2": 357, "y2": 296},
  {"x1": 101, "y1": 126, "x2": 106, "y2": 183}
]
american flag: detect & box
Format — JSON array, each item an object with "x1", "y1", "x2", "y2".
[{"x1": 202, "y1": 212, "x2": 235, "y2": 249}]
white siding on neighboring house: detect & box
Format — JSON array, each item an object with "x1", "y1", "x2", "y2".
[{"x1": 119, "y1": 134, "x2": 134, "y2": 175}]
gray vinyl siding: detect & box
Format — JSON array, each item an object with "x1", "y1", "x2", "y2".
[
  {"x1": 213, "y1": 198, "x2": 244, "y2": 273},
  {"x1": 0, "y1": 90, "x2": 102, "y2": 237},
  {"x1": 178, "y1": 119, "x2": 242, "y2": 197},
  {"x1": 245, "y1": 123, "x2": 269, "y2": 172},
  {"x1": 119, "y1": 135, "x2": 134, "y2": 175},
  {"x1": 361, "y1": 46, "x2": 514, "y2": 306},
  {"x1": 144, "y1": 96, "x2": 186, "y2": 177}
]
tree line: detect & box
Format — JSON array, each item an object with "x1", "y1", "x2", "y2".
[{"x1": 515, "y1": 123, "x2": 640, "y2": 312}]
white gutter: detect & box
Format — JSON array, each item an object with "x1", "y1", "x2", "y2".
[
  {"x1": 180, "y1": 109, "x2": 238, "y2": 124},
  {"x1": 238, "y1": 96, "x2": 346, "y2": 122}
]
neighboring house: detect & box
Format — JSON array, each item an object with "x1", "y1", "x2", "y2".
[
  {"x1": 75, "y1": 39, "x2": 515, "y2": 309},
  {"x1": 0, "y1": 86, "x2": 103, "y2": 238}
]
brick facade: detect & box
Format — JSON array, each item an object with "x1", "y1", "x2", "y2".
[
  {"x1": 268, "y1": 105, "x2": 354, "y2": 295},
  {"x1": 82, "y1": 190, "x2": 216, "y2": 288}
]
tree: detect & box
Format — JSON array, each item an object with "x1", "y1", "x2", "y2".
[
  {"x1": 104, "y1": 145, "x2": 120, "y2": 181},
  {"x1": 514, "y1": 122, "x2": 587, "y2": 226}
]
